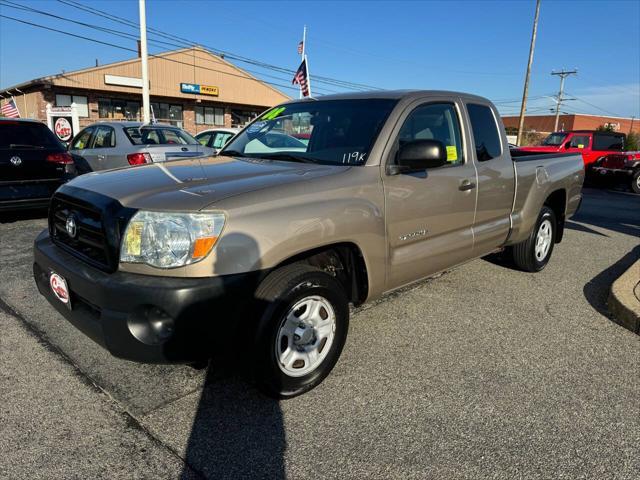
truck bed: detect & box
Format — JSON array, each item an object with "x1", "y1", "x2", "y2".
[{"x1": 507, "y1": 152, "x2": 584, "y2": 245}]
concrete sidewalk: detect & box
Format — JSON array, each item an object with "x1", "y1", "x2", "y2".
[{"x1": 608, "y1": 256, "x2": 640, "y2": 334}]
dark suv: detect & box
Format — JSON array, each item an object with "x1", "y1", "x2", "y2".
[{"x1": 0, "y1": 118, "x2": 76, "y2": 211}]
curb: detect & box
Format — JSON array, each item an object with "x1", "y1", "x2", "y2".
[{"x1": 608, "y1": 259, "x2": 640, "y2": 334}]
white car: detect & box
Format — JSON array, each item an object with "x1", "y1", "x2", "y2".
[{"x1": 195, "y1": 128, "x2": 239, "y2": 154}]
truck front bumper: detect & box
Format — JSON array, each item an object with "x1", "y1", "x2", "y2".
[
  {"x1": 33, "y1": 229, "x2": 260, "y2": 364},
  {"x1": 591, "y1": 166, "x2": 634, "y2": 178}
]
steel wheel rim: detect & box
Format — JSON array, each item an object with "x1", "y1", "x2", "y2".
[
  {"x1": 275, "y1": 295, "x2": 336, "y2": 377},
  {"x1": 636, "y1": 175, "x2": 640, "y2": 190},
  {"x1": 534, "y1": 219, "x2": 552, "y2": 261}
]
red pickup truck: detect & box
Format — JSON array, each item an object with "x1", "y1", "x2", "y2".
[{"x1": 515, "y1": 130, "x2": 626, "y2": 167}]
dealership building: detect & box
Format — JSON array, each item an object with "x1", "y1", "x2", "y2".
[
  {"x1": 0, "y1": 46, "x2": 289, "y2": 134},
  {"x1": 501, "y1": 113, "x2": 639, "y2": 135}
]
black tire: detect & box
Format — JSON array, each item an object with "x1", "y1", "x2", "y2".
[
  {"x1": 631, "y1": 170, "x2": 640, "y2": 194},
  {"x1": 512, "y1": 206, "x2": 556, "y2": 272},
  {"x1": 252, "y1": 263, "x2": 349, "y2": 398}
]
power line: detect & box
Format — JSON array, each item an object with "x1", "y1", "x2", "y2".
[
  {"x1": 54, "y1": 0, "x2": 382, "y2": 92},
  {"x1": 0, "y1": 13, "x2": 309, "y2": 94},
  {"x1": 550, "y1": 69, "x2": 577, "y2": 131},
  {"x1": 0, "y1": 0, "x2": 341, "y2": 94},
  {"x1": 564, "y1": 91, "x2": 625, "y2": 117}
]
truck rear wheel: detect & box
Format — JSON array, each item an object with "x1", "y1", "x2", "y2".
[
  {"x1": 512, "y1": 206, "x2": 556, "y2": 272},
  {"x1": 252, "y1": 263, "x2": 349, "y2": 398},
  {"x1": 631, "y1": 170, "x2": 640, "y2": 194}
]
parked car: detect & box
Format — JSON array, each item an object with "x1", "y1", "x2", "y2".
[
  {"x1": 243, "y1": 131, "x2": 307, "y2": 153},
  {"x1": 0, "y1": 118, "x2": 75, "y2": 211},
  {"x1": 33, "y1": 90, "x2": 584, "y2": 398},
  {"x1": 514, "y1": 130, "x2": 625, "y2": 167},
  {"x1": 591, "y1": 151, "x2": 640, "y2": 193},
  {"x1": 69, "y1": 122, "x2": 215, "y2": 173},
  {"x1": 195, "y1": 128, "x2": 239, "y2": 154}
]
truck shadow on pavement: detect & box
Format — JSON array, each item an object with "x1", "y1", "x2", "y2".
[
  {"x1": 0, "y1": 208, "x2": 48, "y2": 224},
  {"x1": 583, "y1": 245, "x2": 640, "y2": 320},
  {"x1": 181, "y1": 232, "x2": 286, "y2": 479},
  {"x1": 180, "y1": 368, "x2": 286, "y2": 480}
]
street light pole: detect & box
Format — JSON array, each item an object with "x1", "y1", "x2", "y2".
[
  {"x1": 138, "y1": 0, "x2": 150, "y2": 123},
  {"x1": 516, "y1": 0, "x2": 541, "y2": 147}
]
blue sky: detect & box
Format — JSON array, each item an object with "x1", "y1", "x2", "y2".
[{"x1": 1, "y1": 0, "x2": 639, "y2": 118}]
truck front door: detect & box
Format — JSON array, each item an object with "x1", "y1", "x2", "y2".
[{"x1": 383, "y1": 100, "x2": 477, "y2": 290}]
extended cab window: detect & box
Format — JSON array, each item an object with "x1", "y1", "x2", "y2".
[
  {"x1": 222, "y1": 99, "x2": 397, "y2": 165},
  {"x1": 467, "y1": 103, "x2": 502, "y2": 161},
  {"x1": 396, "y1": 103, "x2": 463, "y2": 166}
]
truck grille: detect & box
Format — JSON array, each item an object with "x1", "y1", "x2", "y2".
[
  {"x1": 601, "y1": 154, "x2": 626, "y2": 169},
  {"x1": 50, "y1": 194, "x2": 112, "y2": 271}
]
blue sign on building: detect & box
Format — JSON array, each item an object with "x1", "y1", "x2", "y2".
[{"x1": 180, "y1": 83, "x2": 200, "y2": 94}]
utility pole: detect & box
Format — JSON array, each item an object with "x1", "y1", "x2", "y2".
[
  {"x1": 138, "y1": 0, "x2": 150, "y2": 123},
  {"x1": 516, "y1": 0, "x2": 541, "y2": 146},
  {"x1": 551, "y1": 69, "x2": 577, "y2": 132}
]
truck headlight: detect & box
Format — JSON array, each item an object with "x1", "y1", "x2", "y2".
[{"x1": 120, "y1": 211, "x2": 225, "y2": 268}]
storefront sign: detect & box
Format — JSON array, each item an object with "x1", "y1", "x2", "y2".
[
  {"x1": 180, "y1": 83, "x2": 219, "y2": 96},
  {"x1": 105, "y1": 74, "x2": 143, "y2": 88},
  {"x1": 53, "y1": 116, "x2": 74, "y2": 141}
]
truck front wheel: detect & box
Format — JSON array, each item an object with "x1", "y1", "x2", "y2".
[
  {"x1": 512, "y1": 206, "x2": 556, "y2": 272},
  {"x1": 252, "y1": 264, "x2": 349, "y2": 398}
]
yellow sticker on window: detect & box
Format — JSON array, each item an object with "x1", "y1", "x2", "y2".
[
  {"x1": 446, "y1": 146, "x2": 458, "y2": 162},
  {"x1": 578, "y1": 144, "x2": 584, "y2": 149}
]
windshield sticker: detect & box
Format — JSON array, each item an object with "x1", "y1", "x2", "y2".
[
  {"x1": 342, "y1": 151, "x2": 366, "y2": 164},
  {"x1": 446, "y1": 146, "x2": 458, "y2": 162},
  {"x1": 577, "y1": 144, "x2": 584, "y2": 149},
  {"x1": 247, "y1": 121, "x2": 268, "y2": 134},
  {"x1": 261, "y1": 107, "x2": 286, "y2": 121}
]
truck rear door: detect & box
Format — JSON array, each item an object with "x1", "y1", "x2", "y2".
[
  {"x1": 463, "y1": 102, "x2": 516, "y2": 256},
  {"x1": 383, "y1": 100, "x2": 477, "y2": 289}
]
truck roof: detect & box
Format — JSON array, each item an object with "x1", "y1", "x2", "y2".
[{"x1": 287, "y1": 89, "x2": 492, "y2": 104}]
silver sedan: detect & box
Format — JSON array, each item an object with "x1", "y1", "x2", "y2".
[{"x1": 69, "y1": 122, "x2": 215, "y2": 173}]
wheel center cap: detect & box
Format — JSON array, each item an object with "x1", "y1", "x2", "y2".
[{"x1": 293, "y1": 324, "x2": 314, "y2": 346}]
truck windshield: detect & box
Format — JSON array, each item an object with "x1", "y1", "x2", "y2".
[
  {"x1": 222, "y1": 99, "x2": 398, "y2": 165},
  {"x1": 542, "y1": 133, "x2": 568, "y2": 146}
]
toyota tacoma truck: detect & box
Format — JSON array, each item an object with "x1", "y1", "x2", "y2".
[{"x1": 33, "y1": 91, "x2": 584, "y2": 398}]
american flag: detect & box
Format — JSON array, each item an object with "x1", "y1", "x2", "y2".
[
  {"x1": 297, "y1": 41, "x2": 304, "y2": 55},
  {"x1": 1, "y1": 99, "x2": 20, "y2": 118},
  {"x1": 292, "y1": 58, "x2": 310, "y2": 97}
]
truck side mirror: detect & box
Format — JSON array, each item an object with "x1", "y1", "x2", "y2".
[{"x1": 396, "y1": 139, "x2": 448, "y2": 172}]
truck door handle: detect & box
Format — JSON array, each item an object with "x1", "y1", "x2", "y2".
[
  {"x1": 459, "y1": 179, "x2": 476, "y2": 191},
  {"x1": 97, "y1": 154, "x2": 106, "y2": 160}
]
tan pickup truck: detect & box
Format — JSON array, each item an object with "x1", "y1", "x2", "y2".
[{"x1": 33, "y1": 91, "x2": 584, "y2": 397}]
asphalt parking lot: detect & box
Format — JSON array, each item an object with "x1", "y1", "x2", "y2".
[{"x1": 1, "y1": 187, "x2": 638, "y2": 480}]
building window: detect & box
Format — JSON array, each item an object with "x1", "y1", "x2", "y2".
[
  {"x1": 195, "y1": 106, "x2": 225, "y2": 126},
  {"x1": 152, "y1": 102, "x2": 183, "y2": 127},
  {"x1": 56, "y1": 94, "x2": 88, "y2": 117},
  {"x1": 98, "y1": 98, "x2": 140, "y2": 121},
  {"x1": 231, "y1": 109, "x2": 259, "y2": 127}
]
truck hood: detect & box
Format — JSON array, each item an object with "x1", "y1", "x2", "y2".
[{"x1": 65, "y1": 155, "x2": 349, "y2": 211}]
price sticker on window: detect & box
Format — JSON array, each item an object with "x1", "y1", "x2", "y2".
[{"x1": 446, "y1": 146, "x2": 458, "y2": 162}]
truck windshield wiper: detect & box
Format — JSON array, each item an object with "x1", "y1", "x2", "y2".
[
  {"x1": 9, "y1": 144, "x2": 44, "y2": 149},
  {"x1": 220, "y1": 150, "x2": 244, "y2": 157},
  {"x1": 260, "y1": 153, "x2": 317, "y2": 164}
]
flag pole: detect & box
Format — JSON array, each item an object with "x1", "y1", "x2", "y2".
[
  {"x1": 305, "y1": 54, "x2": 312, "y2": 98},
  {"x1": 299, "y1": 25, "x2": 306, "y2": 99},
  {"x1": 138, "y1": 0, "x2": 150, "y2": 124}
]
